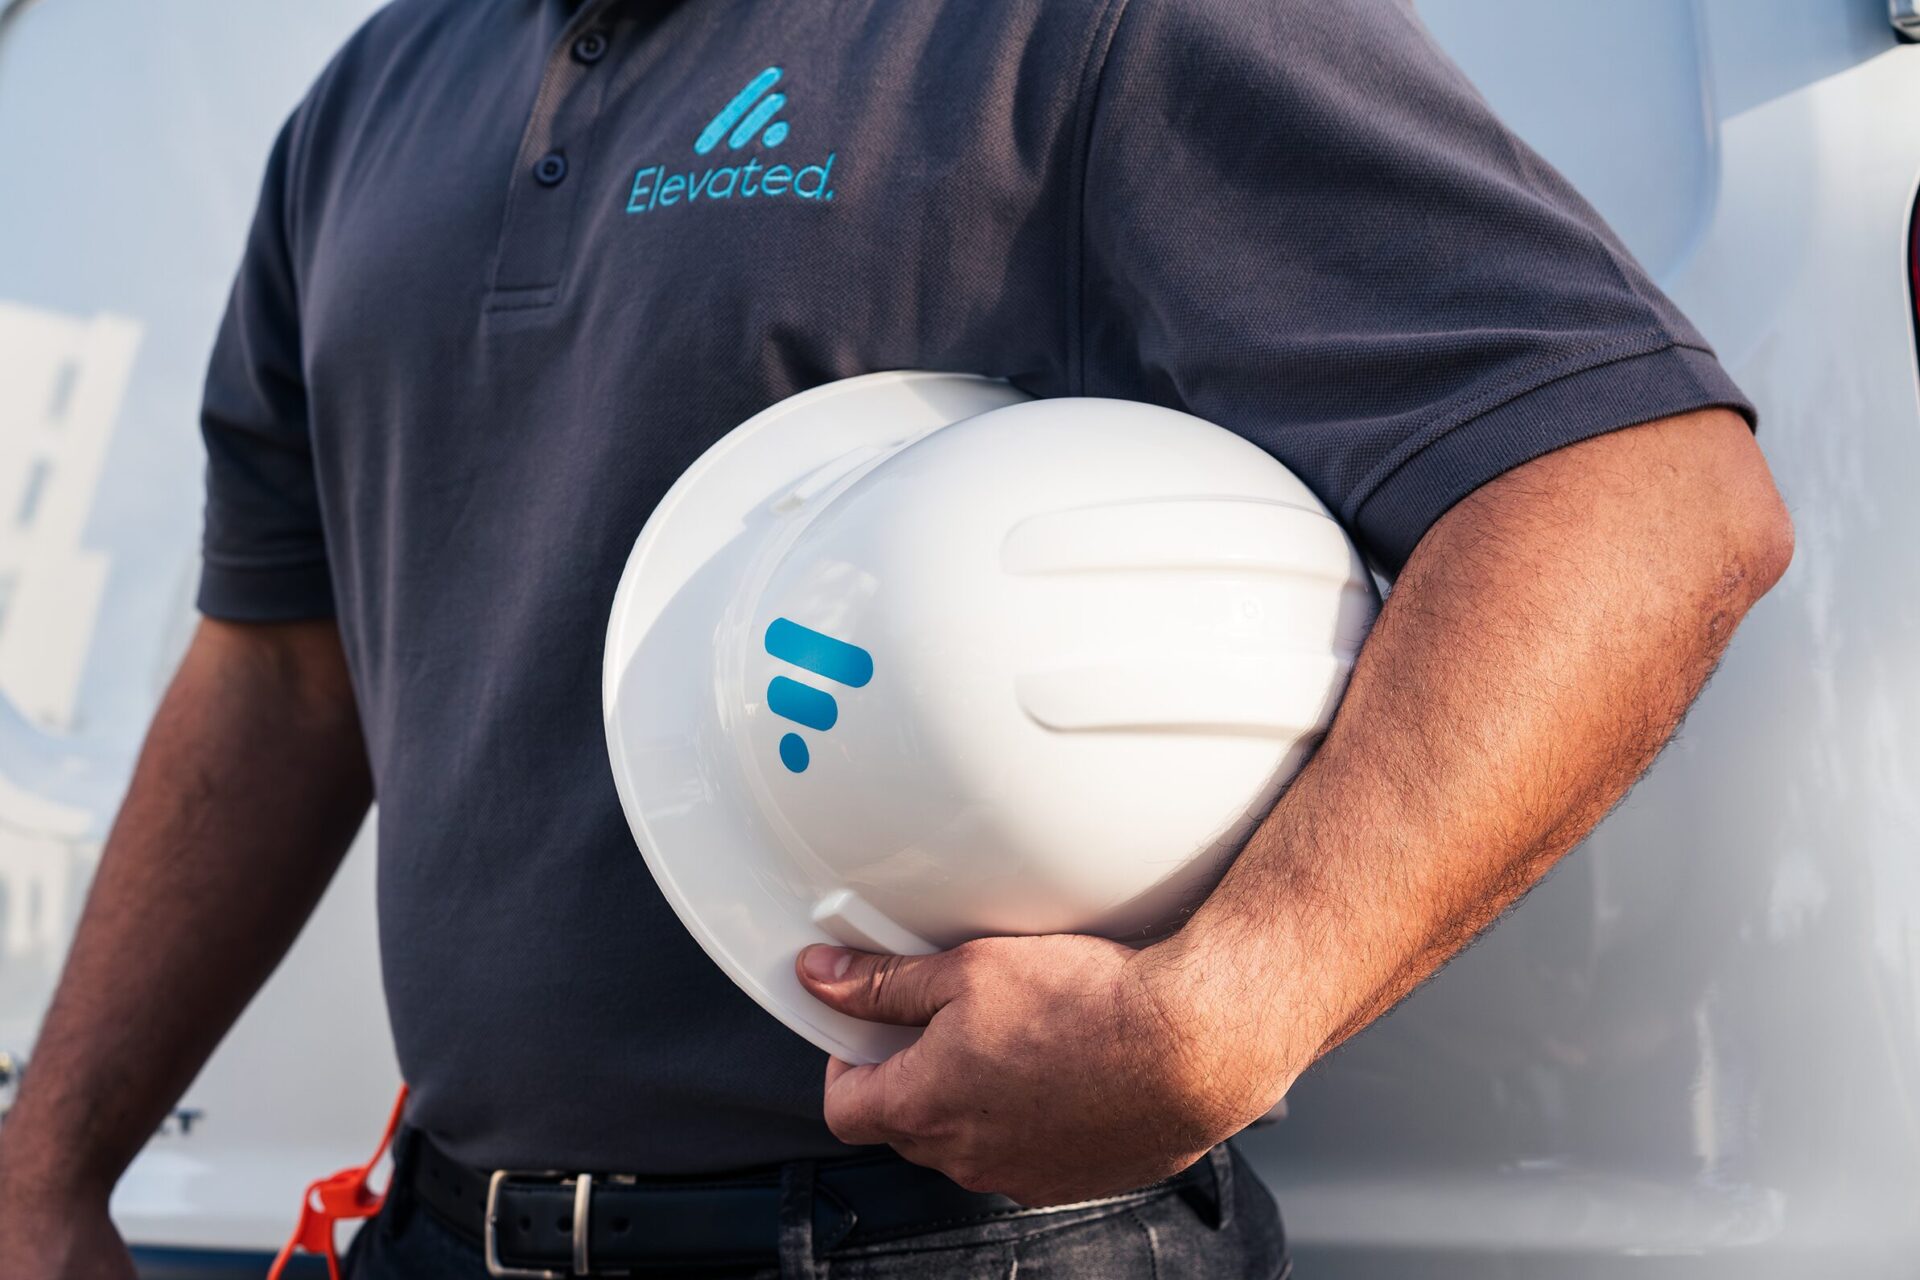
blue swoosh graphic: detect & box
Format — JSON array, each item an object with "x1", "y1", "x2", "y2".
[
  {"x1": 767, "y1": 675, "x2": 838, "y2": 731},
  {"x1": 727, "y1": 92, "x2": 788, "y2": 150},
  {"x1": 779, "y1": 733, "x2": 811, "y2": 773},
  {"x1": 695, "y1": 66, "x2": 782, "y2": 155},
  {"x1": 765, "y1": 618, "x2": 873, "y2": 688}
]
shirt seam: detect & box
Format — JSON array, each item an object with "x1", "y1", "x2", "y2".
[{"x1": 1343, "y1": 335, "x2": 1718, "y2": 529}]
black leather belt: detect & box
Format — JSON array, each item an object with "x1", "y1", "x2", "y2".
[{"x1": 403, "y1": 1129, "x2": 1221, "y2": 1276}]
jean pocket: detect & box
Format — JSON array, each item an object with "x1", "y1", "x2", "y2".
[
  {"x1": 825, "y1": 1196, "x2": 1159, "y2": 1279},
  {"x1": 824, "y1": 1238, "x2": 1019, "y2": 1280},
  {"x1": 1003, "y1": 1205, "x2": 1159, "y2": 1279},
  {"x1": 1117, "y1": 1173, "x2": 1290, "y2": 1280}
]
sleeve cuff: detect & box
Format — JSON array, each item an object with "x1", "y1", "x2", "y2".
[
  {"x1": 196, "y1": 557, "x2": 336, "y2": 622},
  {"x1": 1353, "y1": 343, "x2": 1756, "y2": 574}
]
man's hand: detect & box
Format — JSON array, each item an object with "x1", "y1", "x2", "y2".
[
  {"x1": 799, "y1": 408, "x2": 1791, "y2": 1205},
  {"x1": 0, "y1": 618, "x2": 371, "y2": 1275},
  {"x1": 797, "y1": 935, "x2": 1272, "y2": 1207},
  {"x1": 0, "y1": 1189, "x2": 134, "y2": 1280}
]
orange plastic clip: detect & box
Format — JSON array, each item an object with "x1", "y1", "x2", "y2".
[{"x1": 267, "y1": 1083, "x2": 409, "y2": 1280}]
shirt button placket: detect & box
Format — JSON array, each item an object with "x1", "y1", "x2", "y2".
[
  {"x1": 485, "y1": 6, "x2": 618, "y2": 310},
  {"x1": 572, "y1": 30, "x2": 609, "y2": 65}
]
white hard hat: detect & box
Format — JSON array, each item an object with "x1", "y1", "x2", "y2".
[{"x1": 603, "y1": 372, "x2": 1378, "y2": 1063}]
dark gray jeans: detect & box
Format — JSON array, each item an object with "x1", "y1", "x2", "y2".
[{"x1": 344, "y1": 1145, "x2": 1289, "y2": 1279}]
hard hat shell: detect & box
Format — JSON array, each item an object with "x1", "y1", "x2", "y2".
[{"x1": 604, "y1": 372, "x2": 1377, "y2": 1063}]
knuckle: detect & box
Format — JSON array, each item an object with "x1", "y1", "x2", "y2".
[
  {"x1": 951, "y1": 937, "x2": 1004, "y2": 968},
  {"x1": 864, "y1": 954, "x2": 906, "y2": 1006},
  {"x1": 946, "y1": 939, "x2": 1001, "y2": 990}
]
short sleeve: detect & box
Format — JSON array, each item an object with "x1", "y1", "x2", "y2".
[
  {"x1": 196, "y1": 112, "x2": 335, "y2": 621},
  {"x1": 1078, "y1": 0, "x2": 1755, "y2": 573}
]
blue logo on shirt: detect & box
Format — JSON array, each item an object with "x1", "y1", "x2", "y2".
[
  {"x1": 627, "y1": 67, "x2": 835, "y2": 215},
  {"x1": 763, "y1": 617, "x2": 873, "y2": 774},
  {"x1": 695, "y1": 66, "x2": 791, "y2": 154}
]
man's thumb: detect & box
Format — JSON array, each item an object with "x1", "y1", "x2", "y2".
[{"x1": 797, "y1": 945, "x2": 960, "y2": 1026}]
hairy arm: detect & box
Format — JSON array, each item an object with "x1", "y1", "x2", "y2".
[
  {"x1": 0, "y1": 618, "x2": 372, "y2": 1274},
  {"x1": 1145, "y1": 407, "x2": 1793, "y2": 1100},
  {"x1": 797, "y1": 408, "x2": 1794, "y2": 1204}
]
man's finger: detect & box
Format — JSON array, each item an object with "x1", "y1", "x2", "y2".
[
  {"x1": 821, "y1": 1057, "x2": 900, "y2": 1146},
  {"x1": 796, "y1": 945, "x2": 965, "y2": 1026}
]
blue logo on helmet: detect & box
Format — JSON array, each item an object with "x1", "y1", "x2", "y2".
[{"x1": 763, "y1": 617, "x2": 872, "y2": 773}]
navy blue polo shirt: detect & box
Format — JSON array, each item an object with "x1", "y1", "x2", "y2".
[{"x1": 198, "y1": 0, "x2": 1752, "y2": 1173}]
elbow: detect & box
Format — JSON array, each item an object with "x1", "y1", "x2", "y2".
[
  {"x1": 1688, "y1": 410, "x2": 1794, "y2": 608},
  {"x1": 1706, "y1": 467, "x2": 1794, "y2": 620},
  {"x1": 1730, "y1": 475, "x2": 1795, "y2": 604},
  {"x1": 1756, "y1": 497, "x2": 1796, "y2": 595}
]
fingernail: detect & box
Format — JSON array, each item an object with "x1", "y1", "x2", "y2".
[{"x1": 802, "y1": 946, "x2": 853, "y2": 982}]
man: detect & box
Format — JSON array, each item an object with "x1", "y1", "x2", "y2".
[{"x1": 0, "y1": 0, "x2": 1791, "y2": 1276}]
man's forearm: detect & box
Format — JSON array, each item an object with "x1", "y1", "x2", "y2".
[
  {"x1": 0, "y1": 619, "x2": 372, "y2": 1203},
  {"x1": 1157, "y1": 408, "x2": 1794, "y2": 1109}
]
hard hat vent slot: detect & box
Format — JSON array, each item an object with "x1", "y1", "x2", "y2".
[
  {"x1": 810, "y1": 889, "x2": 938, "y2": 956},
  {"x1": 1002, "y1": 498, "x2": 1356, "y2": 581},
  {"x1": 1016, "y1": 656, "x2": 1353, "y2": 736}
]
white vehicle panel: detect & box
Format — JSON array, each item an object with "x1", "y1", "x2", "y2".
[
  {"x1": 0, "y1": 1, "x2": 1914, "y2": 1274},
  {"x1": 0, "y1": 0, "x2": 397, "y2": 1261}
]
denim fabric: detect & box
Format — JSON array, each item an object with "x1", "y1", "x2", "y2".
[{"x1": 343, "y1": 1145, "x2": 1287, "y2": 1280}]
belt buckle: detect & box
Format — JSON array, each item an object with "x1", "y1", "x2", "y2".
[{"x1": 485, "y1": 1168, "x2": 598, "y2": 1278}]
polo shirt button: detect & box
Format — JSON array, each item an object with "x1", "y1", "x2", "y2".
[
  {"x1": 534, "y1": 151, "x2": 568, "y2": 186},
  {"x1": 572, "y1": 30, "x2": 608, "y2": 64}
]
